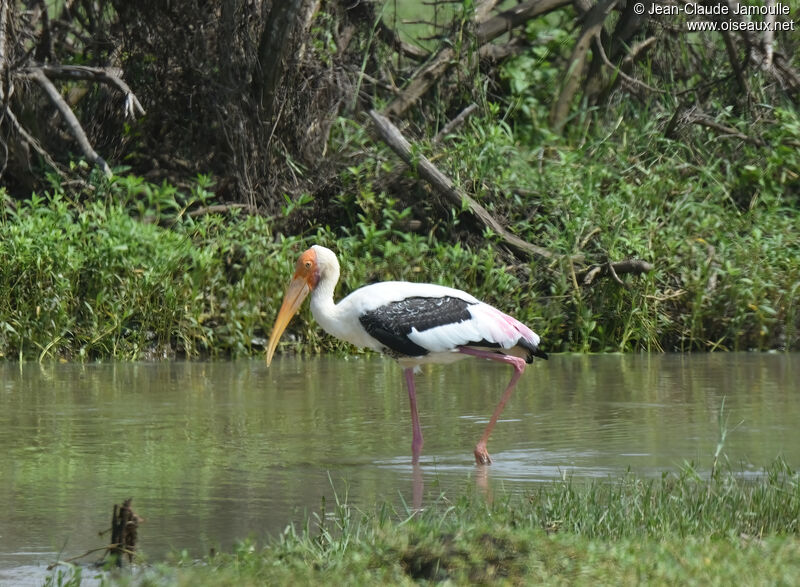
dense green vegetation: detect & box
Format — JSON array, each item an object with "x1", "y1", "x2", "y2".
[
  {"x1": 2, "y1": 95, "x2": 798, "y2": 360},
  {"x1": 45, "y1": 459, "x2": 800, "y2": 585},
  {"x1": 2, "y1": 2, "x2": 798, "y2": 359}
]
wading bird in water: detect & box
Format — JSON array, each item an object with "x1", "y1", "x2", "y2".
[{"x1": 266, "y1": 245, "x2": 547, "y2": 465}]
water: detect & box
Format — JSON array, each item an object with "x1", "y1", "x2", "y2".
[{"x1": 1, "y1": 353, "x2": 798, "y2": 583}]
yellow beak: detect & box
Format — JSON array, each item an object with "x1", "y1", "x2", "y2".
[{"x1": 266, "y1": 276, "x2": 311, "y2": 366}]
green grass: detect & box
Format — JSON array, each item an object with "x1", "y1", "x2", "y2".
[
  {"x1": 328, "y1": 101, "x2": 800, "y2": 354},
  {"x1": 1, "y1": 146, "x2": 798, "y2": 361},
  {"x1": 0, "y1": 180, "x2": 542, "y2": 360},
  {"x1": 47, "y1": 459, "x2": 800, "y2": 585}
]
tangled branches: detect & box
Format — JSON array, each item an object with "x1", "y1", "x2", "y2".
[
  {"x1": 0, "y1": 2, "x2": 145, "y2": 191},
  {"x1": 1, "y1": 1, "x2": 797, "y2": 209}
]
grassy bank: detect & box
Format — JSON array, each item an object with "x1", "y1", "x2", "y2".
[
  {"x1": 47, "y1": 460, "x2": 800, "y2": 585},
  {"x1": 2, "y1": 63, "x2": 799, "y2": 359},
  {"x1": 2, "y1": 121, "x2": 798, "y2": 362},
  {"x1": 0, "y1": 181, "x2": 536, "y2": 360}
]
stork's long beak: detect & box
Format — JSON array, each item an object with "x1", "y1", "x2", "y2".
[{"x1": 266, "y1": 276, "x2": 310, "y2": 366}]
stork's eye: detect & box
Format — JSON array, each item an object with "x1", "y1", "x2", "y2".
[{"x1": 305, "y1": 261, "x2": 312, "y2": 269}]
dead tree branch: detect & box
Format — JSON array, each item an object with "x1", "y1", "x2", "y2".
[
  {"x1": 109, "y1": 498, "x2": 141, "y2": 566},
  {"x1": 370, "y1": 109, "x2": 557, "y2": 261},
  {"x1": 47, "y1": 498, "x2": 143, "y2": 571},
  {"x1": 372, "y1": 103, "x2": 479, "y2": 201},
  {"x1": 621, "y1": 36, "x2": 657, "y2": 70},
  {"x1": 26, "y1": 67, "x2": 113, "y2": 178},
  {"x1": 576, "y1": 259, "x2": 654, "y2": 285},
  {"x1": 376, "y1": 21, "x2": 430, "y2": 61},
  {"x1": 476, "y1": 0, "x2": 571, "y2": 44},
  {"x1": 384, "y1": 0, "x2": 571, "y2": 117},
  {"x1": 686, "y1": 109, "x2": 766, "y2": 146},
  {"x1": 474, "y1": 0, "x2": 504, "y2": 22},
  {"x1": 23, "y1": 65, "x2": 146, "y2": 118},
  {"x1": 593, "y1": 32, "x2": 663, "y2": 94},
  {"x1": 433, "y1": 102, "x2": 479, "y2": 143},
  {"x1": 719, "y1": 28, "x2": 750, "y2": 97},
  {"x1": 382, "y1": 47, "x2": 455, "y2": 118},
  {"x1": 5, "y1": 107, "x2": 64, "y2": 175},
  {"x1": 550, "y1": 0, "x2": 618, "y2": 132}
]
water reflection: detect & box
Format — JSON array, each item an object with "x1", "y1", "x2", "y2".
[{"x1": 0, "y1": 354, "x2": 798, "y2": 583}]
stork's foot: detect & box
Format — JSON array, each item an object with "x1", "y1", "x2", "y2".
[{"x1": 474, "y1": 442, "x2": 493, "y2": 465}]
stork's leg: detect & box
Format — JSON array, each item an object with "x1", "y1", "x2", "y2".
[
  {"x1": 404, "y1": 367, "x2": 424, "y2": 464},
  {"x1": 457, "y1": 347, "x2": 527, "y2": 465}
]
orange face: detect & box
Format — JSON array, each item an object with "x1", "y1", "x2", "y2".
[
  {"x1": 293, "y1": 248, "x2": 320, "y2": 289},
  {"x1": 265, "y1": 248, "x2": 319, "y2": 366}
]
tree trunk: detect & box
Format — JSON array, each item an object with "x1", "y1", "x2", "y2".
[{"x1": 254, "y1": 0, "x2": 304, "y2": 120}]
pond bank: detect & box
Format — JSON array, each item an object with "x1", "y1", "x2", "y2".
[
  {"x1": 1, "y1": 184, "x2": 798, "y2": 361},
  {"x1": 45, "y1": 459, "x2": 800, "y2": 585}
]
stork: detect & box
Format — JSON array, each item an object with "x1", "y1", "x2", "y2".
[{"x1": 266, "y1": 245, "x2": 547, "y2": 465}]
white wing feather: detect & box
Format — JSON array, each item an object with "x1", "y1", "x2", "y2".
[{"x1": 407, "y1": 302, "x2": 539, "y2": 353}]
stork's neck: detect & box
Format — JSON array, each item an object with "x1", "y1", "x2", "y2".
[{"x1": 309, "y1": 270, "x2": 346, "y2": 340}]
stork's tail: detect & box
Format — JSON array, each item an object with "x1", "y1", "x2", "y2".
[{"x1": 519, "y1": 338, "x2": 548, "y2": 363}]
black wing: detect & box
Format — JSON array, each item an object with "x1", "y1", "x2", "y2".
[{"x1": 359, "y1": 296, "x2": 473, "y2": 357}]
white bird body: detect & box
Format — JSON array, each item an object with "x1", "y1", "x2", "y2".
[
  {"x1": 266, "y1": 245, "x2": 546, "y2": 464},
  {"x1": 311, "y1": 279, "x2": 540, "y2": 368},
  {"x1": 312, "y1": 281, "x2": 474, "y2": 354}
]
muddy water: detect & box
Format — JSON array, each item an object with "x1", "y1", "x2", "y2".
[{"x1": 1, "y1": 354, "x2": 798, "y2": 583}]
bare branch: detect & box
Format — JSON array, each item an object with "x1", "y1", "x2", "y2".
[
  {"x1": 22, "y1": 64, "x2": 145, "y2": 118},
  {"x1": 686, "y1": 109, "x2": 765, "y2": 146},
  {"x1": 593, "y1": 32, "x2": 663, "y2": 94},
  {"x1": 384, "y1": 0, "x2": 571, "y2": 117},
  {"x1": 373, "y1": 103, "x2": 480, "y2": 197},
  {"x1": 720, "y1": 28, "x2": 749, "y2": 97},
  {"x1": 582, "y1": 265, "x2": 603, "y2": 285},
  {"x1": 383, "y1": 47, "x2": 456, "y2": 117},
  {"x1": 621, "y1": 36, "x2": 657, "y2": 70},
  {"x1": 370, "y1": 109, "x2": 559, "y2": 261},
  {"x1": 476, "y1": 0, "x2": 571, "y2": 44},
  {"x1": 27, "y1": 67, "x2": 112, "y2": 178},
  {"x1": 433, "y1": 102, "x2": 478, "y2": 143},
  {"x1": 5, "y1": 107, "x2": 66, "y2": 178},
  {"x1": 474, "y1": 0, "x2": 504, "y2": 22},
  {"x1": 550, "y1": 0, "x2": 618, "y2": 132},
  {"x1": 577, "y1": 259, "x2": 654, "y2": 285},
  {"x1": 376, "y1": 21, "x2": 430, "y2": 61},
  {"x1": 704, "y1": 1, "x2": 751, "y2": 96},
  {"x1": 607, "y1": 260, "x2": 625, "y2": 285}
]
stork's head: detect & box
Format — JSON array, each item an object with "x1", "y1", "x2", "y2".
[{"x1": 265, "y1": 245, "x2": 339, "y2": 365}]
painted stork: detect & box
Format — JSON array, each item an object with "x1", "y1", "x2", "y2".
[{"x1": 266, "y1": 245, "x2": 547, "y2": 465}]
